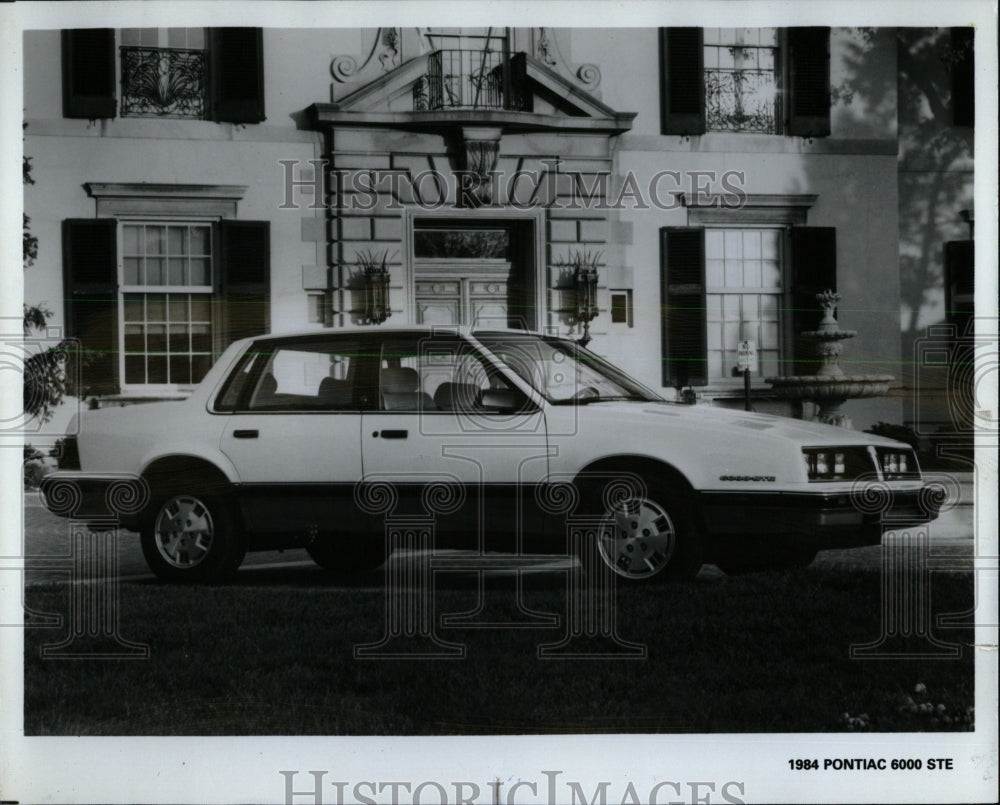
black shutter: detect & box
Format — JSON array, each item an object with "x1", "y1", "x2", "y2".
[
  {"x1": 62, "y1": 29, "x2": 116, "y2": 119},
  {"x1": 62, "y1": 219, "x2": 119, "y2": 396},
  {"x1": 787, "y1": 27, "x2": 830, "y2": 137},
  {"x1": 789, "y1": 227, "x2": 837, "y2": 375},
  {"x1": 945, "y1": 240, "x2": 974, "y2": 337},
  {"x1": 210, "y1": 28, "x2": 265, "y2": 124},
  {"x1": 950, "y1": 27, "x2": 974, "y2": 127},
  {"x1": 659, "y1": 28, "x2": 705, "y2": 136},
  {"x1": 219, "y1": 221, "x2": 270, "y2": 345},
  {"x1": 660, "y1": 228, "x2": 707, "y2": 387}
]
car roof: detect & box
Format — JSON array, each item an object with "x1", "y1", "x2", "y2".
[{"x1": 230, "y1": 324, "x2": 550, "y2": 347}]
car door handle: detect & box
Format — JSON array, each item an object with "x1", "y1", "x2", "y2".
[
  {"x1": 233, "y1": 429, "x2": 259, "y2": 439},
  {"x1": 377, "y1": 429, "x2": 408, "y2": 439}
]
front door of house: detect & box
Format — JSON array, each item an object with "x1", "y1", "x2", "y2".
[
  {"x1": 415, "y1": 273, "x2": 511, "y2": 328},
  {"x1": 411, "y1": 221, "x2": 534, "y2": 329}
]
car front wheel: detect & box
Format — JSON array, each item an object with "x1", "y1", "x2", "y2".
[
  {"x1": 584, "y1": 476, "x2": 703, "y2": 583},
  {"x1": 140, "y1": 491, "x2": 245, "y2": 583}
]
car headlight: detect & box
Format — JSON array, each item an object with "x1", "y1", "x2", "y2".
[
  {"x1": 802, "y1": 447, "x2": 873, "y2": 481},
  {"x1": 874, "y1": 447, "x2": 920, "y2": 480}
]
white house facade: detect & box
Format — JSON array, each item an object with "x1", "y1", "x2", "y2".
[{"x1": 22, "y1": 26, "x2": 975, "y2": 436}]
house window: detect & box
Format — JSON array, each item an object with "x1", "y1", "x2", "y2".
[
  {"x1": 660, "y1": 27, "x2": 830, "y2": 138},
  {"x1": 63, "y1": 205, "x2": 269, "y2": 397},
  {"x1": 660, "y1": 220, "x2": 835, "y2": 388},
  {"x1": 62, "y1": 28, "x2": 265, "y2": 123},
  {"x1": 703, "y1": 28, "x2": 779, "y2": 134},
  {"x1": 704, "y1": 229, "x2": 782, "y2": 378},
  {"x1": 120, "y1": 223, "x2": 214, "y2": 386},
  {"x1": 120, "y1": 28, "x2": 208, "y2": 118}
]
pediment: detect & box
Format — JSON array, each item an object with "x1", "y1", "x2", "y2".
[{"x1": 309, "y1": 52, "x2": 635, "y2": 134}]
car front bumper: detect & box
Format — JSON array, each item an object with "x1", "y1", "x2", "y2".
[{"x1": 699, "y1": 486, "x2": 943, "y2": 549}]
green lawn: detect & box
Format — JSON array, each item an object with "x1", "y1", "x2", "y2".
[{"x1": 23, "y1": 567, "x2": 975, "y2": 735}]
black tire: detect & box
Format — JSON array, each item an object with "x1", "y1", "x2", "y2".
[
  {"x1": 578, "y1": 473, "x2": 703, "y2": 584},
  {"x1": 140, "y1": 489, "x2": 245, "y2": 583},
  {"x1": 306, "y1": 536, "x2": 385, "y2": 579}
]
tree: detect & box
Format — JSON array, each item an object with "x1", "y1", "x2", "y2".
[{"x1": 23, "y1": 124, "x2": 72, "y2": 424}]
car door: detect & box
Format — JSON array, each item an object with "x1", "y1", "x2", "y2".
[
  {"x1": 360, "y1": 332, "x2": 550, "y2": 550},
  {"x1": 217, "y1": 334, "x2": 374, "y2": 539}
]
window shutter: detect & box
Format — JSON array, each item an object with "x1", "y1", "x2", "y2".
[
  {"x1": 789, "y1": 227, "x2": 837, "y2": 376},
  {"x1": 787, "y1": 27, "x2": 830, "y2": 138},
  {"x1": 660, "y1": 227, "x2": 707, "y2": 387},
  {"x1": 219, "y1": 221, "x2": 270, "y2": 345},
  {"x1": 659, "y1": 28, "x2": 706, "y2": 136},
  {"x1": 62, "y1": 219, "x2": 119, "y2": 396},
  {"x1": 62, "y1": 29, "x2": 116, "y2": 119},
  {"x1": 950, "y1": 27, "x2": 974, "y2": 127},
  {"x1": 210, "y1": 28, "x2": 266, "y2": 124},
  {"x1": 945, "y1": 240, "x2": 974, "y2": 337}
]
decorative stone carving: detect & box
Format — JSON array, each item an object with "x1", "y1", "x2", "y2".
[
  {"x1": 535, "y1": 28, "x2": 558, "y2": 66},
  {"x1": 459, "y1": 127, "x2": 501, "y2": 207},
  {"x1": 330, "y1": 27, "x2": 405, "y2": 100},
  {"x1": 330, "y1": 54, "x2": 359, "y2": 83},
  {"x1": 529, "y1": 28, "x2": 601, "y2": 93},
  {"x1": 379, "y1": 28, "x2": 400, "y2": 70},
  {"x1": 576, "y1": 63, "x2": 601, "y2": 90}
]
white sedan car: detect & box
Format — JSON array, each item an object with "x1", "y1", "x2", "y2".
[{"x1": 42, "y1": 327, "x2": 942, "y2": 583}]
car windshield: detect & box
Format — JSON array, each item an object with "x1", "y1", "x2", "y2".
[{"x1": 472, "y1": 332, "x2": 663, "y2": 405}]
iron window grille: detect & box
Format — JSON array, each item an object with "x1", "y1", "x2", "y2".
[
  {"x1": 120, "y1": 46, "x2": 208, "y2": 118},
  {"x1": 703, "y1": 28, "x2": 780, "y2": 134}
]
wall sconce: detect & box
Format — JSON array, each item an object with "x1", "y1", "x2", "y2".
[
  {"x1": 357, "y1": 249, "x2": 393, "y2": 324},
  {"x1": 571, "y1": 250, "x2": 601, "y2": 347}
]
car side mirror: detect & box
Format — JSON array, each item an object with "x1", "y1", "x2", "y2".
[{"x1": 479, "y1": 389, "x2": 528, "y2": 413}]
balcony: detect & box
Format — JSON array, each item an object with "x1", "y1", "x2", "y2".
[
  {"x1": 120, "y1": 46, "x2": 208, "y2": 118},
  {"x1": 413, "y1": 50, "x2": 530, "y2": 112}
]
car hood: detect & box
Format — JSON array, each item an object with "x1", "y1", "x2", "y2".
[{"x1": 562, "y1": 400, "x2": 907, "y2": 448}]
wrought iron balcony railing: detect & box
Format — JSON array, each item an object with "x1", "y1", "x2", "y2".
[
  {"x1": 413, "y1": 50, "x2": 529, "y2": 112},
  {"x1": 704, "y1": 67, "x2": 778, "y2": 134},
  {"x1": 121, "y1": 46, "x2": 208, "y2": 118}
]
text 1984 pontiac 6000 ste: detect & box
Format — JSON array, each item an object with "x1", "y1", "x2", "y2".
[{"x1": 41, "y1": 327, "x2": 942, "y2": 583}]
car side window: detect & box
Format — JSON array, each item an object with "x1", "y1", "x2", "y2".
[
  {"x1": 215, "y1": 351, "x2": 261, "y2": 411},
  {"x1": 377, "y1": 336, "x2": 522, "y2": 413},
  {"x1": 242, "y1": 339, "x2": 367, "y2": 412}
]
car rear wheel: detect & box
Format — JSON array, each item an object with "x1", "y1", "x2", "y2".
[
  {"x1": 140, "y1": 491, "x2": 245, "y2": 583},
  {"x1": 583, "y1": 476, "x2": 703, "y2": 583}
]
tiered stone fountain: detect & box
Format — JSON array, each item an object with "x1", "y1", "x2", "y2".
[{"x1": 766, "y1": 290, "x2": 893, "y2": 428}]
